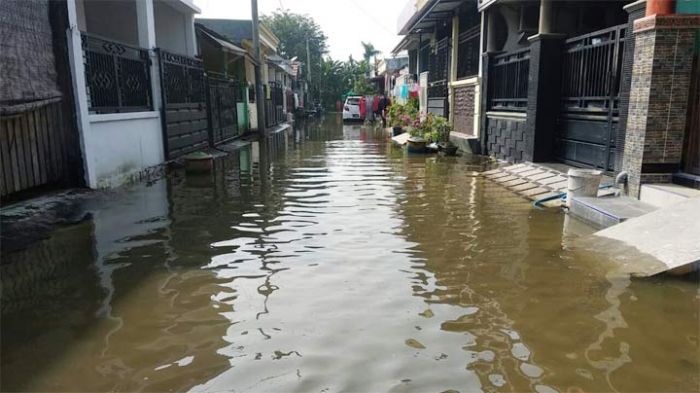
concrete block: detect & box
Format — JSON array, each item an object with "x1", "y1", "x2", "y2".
[{"x1": 569, "y1": 196, "x2": 657, "y2": 229}]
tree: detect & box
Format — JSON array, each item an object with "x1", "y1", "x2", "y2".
[
  {"x1": 361, "y1": 41, "x2": 381, "y2": 75},
  {"x1": 262, "y1": 10, "x2": 327, "y2": 101}
]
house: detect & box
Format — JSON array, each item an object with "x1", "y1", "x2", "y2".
[
  {"x1": 393, "y1": 0, "x2": 482, "y2": 137},
  {"x1": 393, "y1": 0, "x2": 700, "y2": 197},
  {"x1": 66, "y1": 0, "x2": 204, "y2": 188},
  {"x1": 377, "y1": 55, "x2": 410, "y2": 103},
  {"x1": 196, "y1": 19, "x2": 294, "y2": 131},
  {"x1": 196, "y1": 23, "x2": 251, "y2": 135}
]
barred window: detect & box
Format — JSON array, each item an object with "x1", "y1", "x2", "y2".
[{"x1": 457, "y1": 24, "x2": 480, "y2": 79}]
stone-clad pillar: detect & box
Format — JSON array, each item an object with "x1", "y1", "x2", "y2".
[{"x1": 621, "y1": 13, "x2": 700, "y2": 197}]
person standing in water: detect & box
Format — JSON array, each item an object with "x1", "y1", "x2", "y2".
[{"x1": 376, "y1": 95, "x2": 391, "y2": 127}]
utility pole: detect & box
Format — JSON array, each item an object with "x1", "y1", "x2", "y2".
[
  {"x1": 252, "y1": 0, "x2": 266, "y2": 136},
  {"x1": 306, "y1": 38, "x2": 311, "y2": 103}
]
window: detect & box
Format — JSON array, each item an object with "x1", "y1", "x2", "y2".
[{"x1": 457, "y1": 24, "x2": 480, "y2": 79}]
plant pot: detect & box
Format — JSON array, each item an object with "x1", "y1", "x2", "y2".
[
  {"x1": 392, "y1": 126, "x2": 405, "y2": 136},
  {"x1": 184, "y1": 152, "x2": 214, "y2": 174},
  {"x1": 406, "y1": 136, "x2": 427, "y2": 154},
  {"x1": 438, "y1": 142, "x2": 458, "y2": 156}
]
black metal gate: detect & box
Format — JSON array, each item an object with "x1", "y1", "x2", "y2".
[
  {"x1": 556, "y1": 24, "x2": 627, "y2": 172},
  {"x1": 264, "y1": 82, "x2": 284, "y2": 128},
  {"x1": 206, "y1": 74, "x2": 240, "y2": 146},
  {"x1": 427, "y1": 37, "x2": 450, "y2": 118},
  {"x1": 158, "y1": 49, "x2": 208, "y2": 159}
]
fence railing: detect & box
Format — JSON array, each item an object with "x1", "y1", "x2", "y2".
[
  {"x1": 265, "y1": 82, "x2": 285, "y2": 128},
  {"x1": 561, "y1": 24, "x2": 626, "y2": 115},
  {"x1": 159, "y1": 50, "x2": 206, "y2": 105},
  {"x1": 206, "y1": 73, "x2": 241, "y2": 145},
  {"x1": 489, "y1": 48, "x2": 530, "y2": 111},
  {"x1": 81, "y1": 33, "x2": 152, "y2": 114}
]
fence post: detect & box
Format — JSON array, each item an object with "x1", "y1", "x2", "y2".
[
  {"x1": 524, "y1": 33, "x2": 565, "y2": 162},
  {"x1": 205, "y1": 75, "x2": 215, "y2": 147},
  {"x1": 155, "y1": 48, "x2": 170, "y2": 160},
  {"x1": 479, "y1": 52, "x2": 494, "y2": 155}
]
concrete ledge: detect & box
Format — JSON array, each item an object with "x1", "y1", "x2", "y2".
[
  {"x1": 89, "y1": 111, "x2": 160, "y2": 123},
  {"x1": 450, "y1": 132, "x2": 478, "y2": 154},
  {"x1": 570, "y1": 196, "x2": 657, "y2": 229},
  {"x1": 596, "y1": 197, "x2": 700, "y2": 276}
]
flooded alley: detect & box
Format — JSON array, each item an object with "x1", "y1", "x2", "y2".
[{"x1": 1, "y1": 116, "x2": 698, "y2": 392}]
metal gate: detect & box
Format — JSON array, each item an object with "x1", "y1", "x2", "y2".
[
  {"x1": 427, "y1": 37, "x2": 450, "y2": 118},
  {"x1": 158, "y1": 49, "x2": 208, "y2": 159},
  {"x1": 206, "y1": 74, "x2": 240, "y2": 146},
  {"x1": 556, "y1": 24, "x2": 627, "y2": 172}
]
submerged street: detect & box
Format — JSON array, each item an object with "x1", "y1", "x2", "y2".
[{"x1": 1, "y1": 116, "x2": 698, "y2": 392}]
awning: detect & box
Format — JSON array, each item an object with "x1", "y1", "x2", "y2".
[
  {"x1": 391, "y1": 35, "x2": 417, "y2": 55},
  {"x1": 398, "y1": 0, "x2": 465, "y2": 35},
  {"x1": 198, "y1": 27, "x2": 246, "y2": 56}
]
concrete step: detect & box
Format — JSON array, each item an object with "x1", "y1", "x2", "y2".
[
  {"x1": 481, "y1": 162, "x2": 618, "y2": 207},
  {"x1": 569, "y1": 195, "x2": 657, "y2": 229},
  {"x1": 640, "y1": 183, "x2": 700, "y2": 209},
  {"x1": 595, "y1": 196, "x2": 700, "y2": 276}
]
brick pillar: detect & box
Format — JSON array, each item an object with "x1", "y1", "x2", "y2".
[
  {"x1": 622, "y1": 14, "x2": 700, "y2": 197},
  {"x1": 523, "y1": 33, "x2": 565, "y2": 162},
  {"x1": 615, "y1": 0, "x2": 648, "y2": 172}
]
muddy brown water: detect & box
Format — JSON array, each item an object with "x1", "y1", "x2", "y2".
[{"x1": 1, "y1": 115, "x2": 698, "y2": 392}]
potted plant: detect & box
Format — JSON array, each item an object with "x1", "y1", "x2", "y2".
[
  {"x1": 406, "y1": 126, "x2": 428, "y2": 153},
  {"x1": 433, "y1": 115, "x2": 457, "y2": 156},
  {"x1": 387, "y1": 104, "x2": 404, "y2": 136}
]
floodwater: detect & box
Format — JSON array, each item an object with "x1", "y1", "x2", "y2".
[{"x1": 1, "y1": 115, "x2": 698, "y2": 393}]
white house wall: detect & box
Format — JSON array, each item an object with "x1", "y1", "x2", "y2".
[
  {"x1": 154, "y1": 0, "x2": 196, "y2": 56},
  {"x1": 85, "y1": 112, "x2": 165, "y2": 189},
  {"x1": 75, "y1": 0, "x2": 87, "y2": 30},
  {"x1": 83, "y1": 0, "x2": 139, "y2": 45}
]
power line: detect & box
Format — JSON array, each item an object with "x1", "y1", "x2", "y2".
[{"x1": 348, "y1": 0, "x2": 394, "y2": 36}]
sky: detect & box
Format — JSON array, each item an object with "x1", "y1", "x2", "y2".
[{"x1": 192, "y1": 0, "x2": 406, "y2": 61}]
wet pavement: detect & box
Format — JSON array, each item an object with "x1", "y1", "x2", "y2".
[{"x1": 1, "y1": 115, "x2": 698, "y2": 392}]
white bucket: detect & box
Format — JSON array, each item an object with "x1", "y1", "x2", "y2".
[{"x1": 566, "y1": 169, "x2": 603, "y2": 207}]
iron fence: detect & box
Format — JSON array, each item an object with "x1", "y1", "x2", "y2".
[
  {"x1": 561, "y1": 24, "x2": 627, "y2": 114},
  {"x1": 489, "y1": 48, "x2": 530, "y2": 111},
  {"x1": 159, "y1": 50, "x2": 206, "y2": 105},
  {"x1": 265, "y1": 82, "x2": 285, "y2": 128},
  {"x1": 206, "y1": 73, "x2": 241, "y2": 145},
  {"x1": 81, "y1": 33, "x2": 152, "y2": 114}
]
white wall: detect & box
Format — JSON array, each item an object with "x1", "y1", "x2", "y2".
[
  {"x1": 75, "y1": 0, "x2": 87, "y2": 30},
  {"x1": 154, "y1": 0, "x2": 195, "y2": 56},
  {"x1": 84, "y1": 0, "x2": 139, "y2": 45},
  {"x1": 85, "y1": 112, "x2": 165, "y2": 188}
]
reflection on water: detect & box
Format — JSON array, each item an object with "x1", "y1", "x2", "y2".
[{"x1": 1, "y1": 115, "x2": 698, "y2": 392}]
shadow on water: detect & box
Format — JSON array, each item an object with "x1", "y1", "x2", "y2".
[{"x1": 1, "y1": 114, "x2": 698, "y2": 392}]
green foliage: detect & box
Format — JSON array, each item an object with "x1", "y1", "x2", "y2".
[
  {"x1": 410, "y1": 113, "x2": 452, "y2": 143},
  {"x1": 361, "y1": 42, "x2": 381, "y2": 75},
  {"x1": 388, "y1": 101, "x2": 418, "y2": 128},
  {"x1": 262, "y1": 15, "x2": 381, "y2": 109},
  {"x1": 262, "y1": 10, "x2": 327, "y2": 98},
  {"x1": 352, "y1": 77, "x2": 378, "y2": 96}
]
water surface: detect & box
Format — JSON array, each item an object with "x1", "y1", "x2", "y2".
[{"x1": 2, "y1": 115, "x2": 698, "y2": 392}]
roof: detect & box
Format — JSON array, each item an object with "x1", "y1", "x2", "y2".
[
  {"x1": 196, "y1": 24, "x2": 246, "y2": 56},
  {"x1": 196, "y1": 19, "x2": 252, "y2": 45},
  {"x1": 195, "y1": 18, "x2": 280, "y2": 51},
  {"x1": 398, "y1": 0, "x2": 465, "y2": 35}
]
